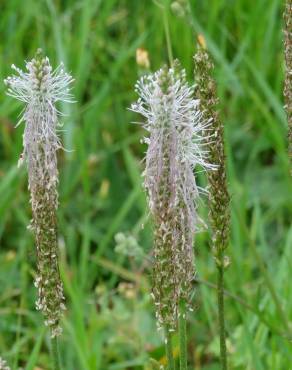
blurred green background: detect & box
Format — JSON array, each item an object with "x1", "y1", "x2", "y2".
[{"x1": 0, "y1": 0, "x2": 291, "y2": 369}]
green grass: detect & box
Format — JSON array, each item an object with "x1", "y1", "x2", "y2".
[{"x1": 0, "y1": 0, "x2": 291, "y2": 369}]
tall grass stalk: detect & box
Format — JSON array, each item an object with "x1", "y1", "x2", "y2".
[
  {"x1": 194, "y1": 41, "x2": 231, "y2": 370},
  {"x1": 153, "y1": 0, "x2": 174, "y2": 66},
  {"x1": 163, "y1": 7, "x2": 174, "y2": 66}
]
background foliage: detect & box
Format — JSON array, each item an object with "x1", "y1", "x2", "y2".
[{"x1": 0, "y1": 0, "x2": 291, "y2": 369}]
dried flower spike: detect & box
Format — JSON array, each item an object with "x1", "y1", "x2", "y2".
[
  {"x1": 4, "y1": 49, "x2": 74, "y2": 337},
  {"x1": 194, "y1": 42, "x2": 230, "y2": 370},
  {"x1": 131, "y1": 61, "x2": 212, "y2": 330},
  {"x1": 283, "y1": 1, "x2": 292, "y2": 173},
  {"x1": 194, "y1": 44, "x2": 230, "y2": 260}
]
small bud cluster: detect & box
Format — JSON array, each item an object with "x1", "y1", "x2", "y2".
[
  {"x1": 194, "y1": 45, "x2": 230, "y2": 262},
  {"x1": 114, "y1": 232, "x2": 144, "y2": 260},
  {"x1": 0, "y1": 358, "x2": 10, "y2": 370},
  {"x1": 136, "y1": 48, "x2": 150, "y2": 69},
  {"x1": 283, "y1": 2, "x2": 292, "y2": 172},
  {"x1": 4, "y1": 50, "x2": 73, "y2": 337},
  {"x1": 131, "y1": 62, "x2": 212, "y2": 330},
  {"x1": 170, "y1": 0, "x2": 189, "y2": 18}
]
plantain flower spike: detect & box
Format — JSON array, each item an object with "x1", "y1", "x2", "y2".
[
  {"x1": 283, "y1": 1, "x2": 292, "y2": 173},
  {"x1": 131, "y1": 61, "x2": 212, "y2": 330},
  {"x1": 4, "y1": 49, "x2": 74, "y2": 337},
  {"x1": 194, "y1": 41, "x2": 230, "y2": 264}
]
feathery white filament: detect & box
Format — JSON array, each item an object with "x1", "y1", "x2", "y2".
[
  {"x1": 132, "y1": 65, "x2": 212, "y2": 230},
  {"x1": 131, "y1": 63, "x2": 212, "y2": 329},
  {"x1": 4, "y1": 50, "x2": 74, "y2": 337}
]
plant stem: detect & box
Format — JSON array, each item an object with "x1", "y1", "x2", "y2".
[
  {"x1": 178, "y1": 301, "x2": 187, "y2": 370},
  {"x1": 164, "y1": 326, "x2": 175, "y2": 370},
  {"x1": 217, "y1": 250, "x2": 227, "y2": 370},
  {"x1": 51, "y1": 336, "x2": 61, "y2": 370},
  {"x1": 162, "y1": 3, "x2": 174, "y2": 66}
]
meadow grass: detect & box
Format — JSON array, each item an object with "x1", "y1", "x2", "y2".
[{"x1": 0, "y1": 0, "x2": 291, "y2": 369}]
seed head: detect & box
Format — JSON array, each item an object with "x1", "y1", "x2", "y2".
[
  {"x1": 283, "y1": 2, "x2": 292, "y2": 173},
  {"x1": 131, "y1": 61, "x2": 212, "y2": 329},
  {"x1": 4, "y1": 49, "x2": 74, "y2": 337},
  {"x1": 194, "y1": 44, "x2": 230, "y2": 260}
]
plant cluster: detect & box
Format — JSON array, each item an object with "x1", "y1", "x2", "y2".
[{"x1": 2, "y1": 2, "x2": 291, "y2": 367}]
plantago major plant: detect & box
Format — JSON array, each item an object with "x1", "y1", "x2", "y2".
[{"x1": 4, "y1": 49, "x2": 74, "y2": 369}]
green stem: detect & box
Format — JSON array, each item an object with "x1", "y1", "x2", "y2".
[
  {"x1": 164, "y1": 326, "x2": 175, "y2": 370},
  {"x1": 178, "y1": 301, "x2": 187, "y2": 370},
  {"x1": 162, "y1": 4, "x2": 174, "y2": 66},
  {"x1": 153, "y1": 0, "x2": 173, "y2": 66},
  {"x1": 217, "y1": 251, "x2": 228, "y2": 370},
  {"x1": 51, "y1": 336, "x2": 61, "y2": 370}
]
